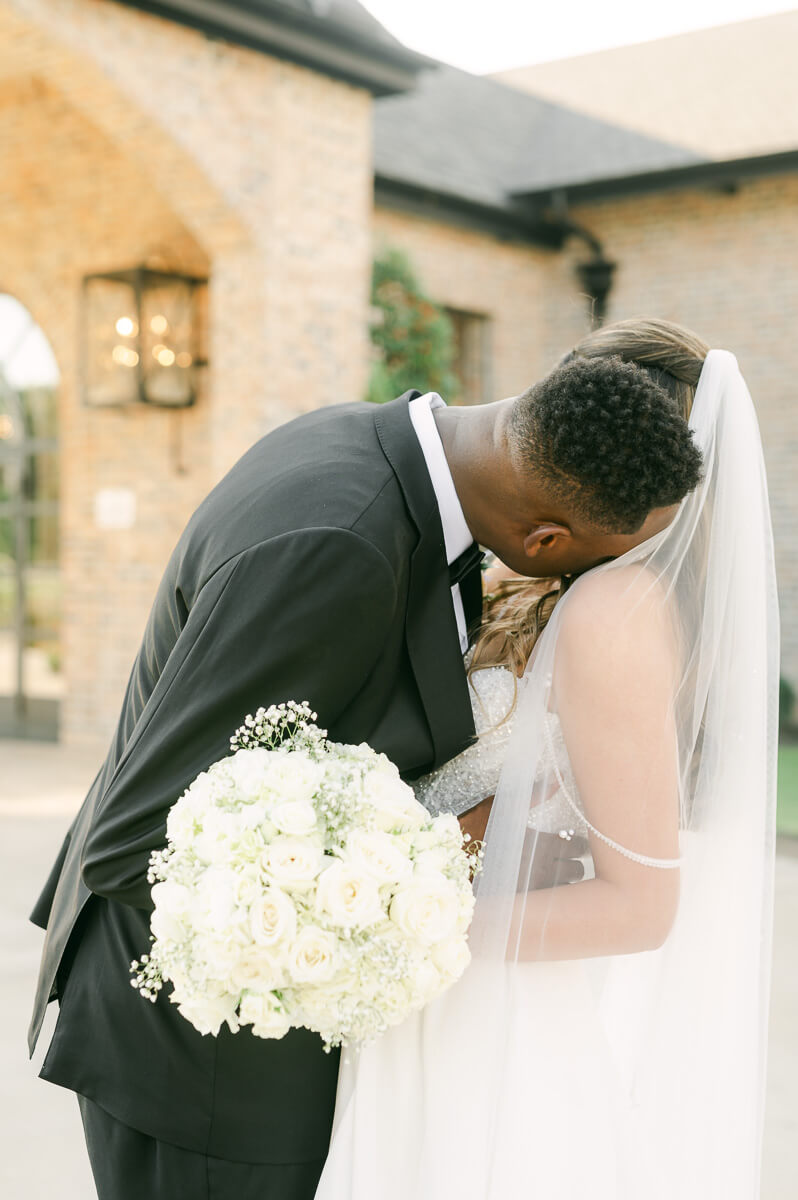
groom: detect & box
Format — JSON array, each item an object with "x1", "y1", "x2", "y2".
[{"x1": 29, "y1": 353, "x2": 701, "y2": 1200}]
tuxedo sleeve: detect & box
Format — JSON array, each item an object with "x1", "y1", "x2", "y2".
[{"x1": 80, "y1": 528, "x2": 398, "y2": 910}]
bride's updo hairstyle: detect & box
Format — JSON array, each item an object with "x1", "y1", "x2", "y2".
[
  {"x1": 471, "y1": 317, "x2": 710, "y2": 679},
  {"x1": 562, "y1": 317, "x2": 710, "y2": 423}
]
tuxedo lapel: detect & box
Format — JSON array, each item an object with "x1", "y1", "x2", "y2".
[{"x1": 374, "y1": 393, "x2": 477, "y2": 772}]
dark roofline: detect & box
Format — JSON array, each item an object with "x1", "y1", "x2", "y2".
[
  {"x1": 376, "y1": 148, "x2": 798, "y2": 246},
  {"x1": 114, "y1": 0, "x2": 434, "y2": 96},
  {"x1": 374, "y1": 175, "x2": 564, "y2": 248},
  {"x1": 513, "y1": 148, "x2": 798, "y2": 207}
]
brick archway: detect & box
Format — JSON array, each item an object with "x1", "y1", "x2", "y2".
[
  {"x1": 0, "y1": 4, "x2": 249, "y2": 262},
  {"x1": 1, "y1": 0, "x2": 375, "y2": 743}
]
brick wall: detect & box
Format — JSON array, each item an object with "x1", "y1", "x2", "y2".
[{"x1": 1, "y1": 0, "x2": 373, "y2": 744}]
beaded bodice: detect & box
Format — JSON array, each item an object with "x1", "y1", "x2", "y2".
[{"x1": 413, "y1": 661, "x2": 588, "y2": 836}]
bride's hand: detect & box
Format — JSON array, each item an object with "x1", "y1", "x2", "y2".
[{"x1": 458, "y1": 799, "x2": 587, "y2": 887}]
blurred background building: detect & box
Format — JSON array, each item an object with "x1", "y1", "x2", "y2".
[{"x1": 1, "y1": 0, "x2": 796, "y2": 747}]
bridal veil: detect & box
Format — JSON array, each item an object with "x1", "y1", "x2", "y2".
[{"x1": 316, "y1": 349, "x2": 779, "y2": 1199}]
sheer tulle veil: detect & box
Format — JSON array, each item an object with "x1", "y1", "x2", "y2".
[{"x1": 315, "y1": 349, "x2": 779, "y2": 1199}]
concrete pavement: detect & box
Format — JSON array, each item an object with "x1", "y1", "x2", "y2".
[{"x1": 1, "y1": 739, "x2": 796, "y2": 1198}]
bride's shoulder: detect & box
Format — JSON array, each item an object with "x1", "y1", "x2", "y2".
[
  {"x1": 566, "y1": 561, "x2": 665, "y2": 609},
  {"x1": 559, "y1": 564, "x2": 670, "y2": 647}
]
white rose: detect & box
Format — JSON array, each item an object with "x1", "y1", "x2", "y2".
[
  {"x1": 191, "y1": 866, "x2": 237, "y2": 934},
  {"x1": 315, "y1": 861, "x2": 385, "y2": 929},
  {"x1": 166, "y1": 795, "x2": 205, "y2": 846},
  {"x1": 249, "y1": 886, "x2": 298, "y2": 947},
  {"x1": 261, "y1": 837, "x2": 325, "y2": 892},
  {"x1": 270, "y1": 799, "x2": 319, "y2": 837},
  {"x1": 202, "y1": 937, "x2": 243, "y2": 980},
  {"x1": 431, "y1": 935, "x2": 471, "y2": 980},
  {"x1": 431, "y1": 812, "x2": 463, "y2": 841},
  {"x1": 372, "y1": 977, "x2": 412, "y2": 1019},
  {"x1": 390, "y1": 831, "x2": 415, "y2": 857},
  {"x1": 287, "y1": 926, "x2": 340, "y2": 984},
  {"x1": 229, "y1": 747, "x2": 276, "y2": 798},
  {"x1": 408, "y1": 957, "x2": 444, "y2": 1003},
  {"x1": 363, "y1": 770, "x2": 427, "y2": 833},
  {"x1": 233, "y1": 869, "x2": 262, "y2": 907},
  {"x1": 150, "y1": 880, "x2": 191, "y2": 944},
  {"x1": 183, "y1": 771, "x2": 217, "y2": 811},
  {"x1": 414, "y1": 847, "x2": 451, "y2": 876},
  {"x1": 239, "y1": 991, "x2": 291, "y2": 1039},
  {"x1": 411, "y1": 828, "x2": 441, "y2": 851},
  {"x1": 344, "y1": 830, "x2": 413, "y2": 886},
  {"x1": 262, "y1": 752, "x2": 326, "y2": 806},
  {"x1": 232, "y1": 826, "x2": 267, "y2": 864},
  {"x1": 239, "y1": 801, "x2": 270, "y2": 828},
  {"x1": 456, "y1": 889, "x2": 476, "y2": 933},
  {"x1": 389, "y1": 877, "x2": 460, "y2": 946},
  {"x1": 230, "y1": 944, "x2": 288, "y2": 993},
  {"x1": 176, "y1": 991, "x2": 239, "y2": 1037},
  {"x1": 165, "y1": 968, "x2": 198, "y2": 1009},
  {"x1": 193, "y1": 808, "x2": 242, "y2": 865}
]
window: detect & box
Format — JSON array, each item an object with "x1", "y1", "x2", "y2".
[{"x1": 445, "y1": 308, "x2": 491, "y2": 406}]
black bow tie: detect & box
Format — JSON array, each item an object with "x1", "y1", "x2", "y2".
[{"x1": 449, "y1": 542, "x2": 485, "y2": 587}]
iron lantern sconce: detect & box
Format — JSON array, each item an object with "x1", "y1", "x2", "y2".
[
  {"x1": 81, "y1": 267, "x2": 207, "y2": 408},
  {"x1": 576, "y1": 256, "x2": 616, "y2": 327}
]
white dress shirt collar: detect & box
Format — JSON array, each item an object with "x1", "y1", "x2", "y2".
[{"x1": 407, "y1": 393, "x2": 473, "y2": 565}]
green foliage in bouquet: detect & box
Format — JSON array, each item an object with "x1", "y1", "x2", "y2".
[{"x1": 366, "y1": 247, "x2": 460, "y2": 405}]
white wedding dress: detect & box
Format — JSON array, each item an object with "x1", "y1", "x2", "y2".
[
  {"x1": 415, "y1": 663, "x2": 638, "y2": 1195},
  {"x1": 315, "y1": 660, "x2": 648, "y2": 1200},
  {"x1": 412, "y1": 656, "x2": 588, "y2": 837}
]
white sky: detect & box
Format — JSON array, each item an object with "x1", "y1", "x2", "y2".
[
  {"x1": 361, "y1": 0, "x2": 795, "y2": 72},
  {"x1": 0, "y1": 296, "x2": 59, "y2": 389}
]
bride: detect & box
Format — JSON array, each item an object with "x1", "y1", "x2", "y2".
[{"x1": 314, "y1": 323, "x2": 779, "y2": 1199}]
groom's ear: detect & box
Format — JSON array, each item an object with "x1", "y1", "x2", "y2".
[{"x1": 522, "y1": 523, "x2": 572, "y2": 559}]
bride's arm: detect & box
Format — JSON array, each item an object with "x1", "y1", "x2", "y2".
[{"x1": 514, "y1": 569, "x2": 681, "y2": 961}]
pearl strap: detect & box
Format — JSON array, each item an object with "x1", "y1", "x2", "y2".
[{"x1": 543, "y1": 718, "x2": 682, "y2": 869}]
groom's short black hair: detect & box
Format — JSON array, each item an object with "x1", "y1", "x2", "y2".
[{"x1": 510, "y1": 355, "x2": 703, "y2": 533}]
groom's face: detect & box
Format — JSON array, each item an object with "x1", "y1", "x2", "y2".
[{"x1": 477, "y1": 502, "x2": 679, "y2": 580}]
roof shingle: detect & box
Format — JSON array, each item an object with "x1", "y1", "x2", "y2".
[{"x1": 374, "y1": 65, "x2": 703, "y2": 211}]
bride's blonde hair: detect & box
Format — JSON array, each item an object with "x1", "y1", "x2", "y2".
[{"x1": 470, "y1": 317, "x2": 710, "y2": 677}]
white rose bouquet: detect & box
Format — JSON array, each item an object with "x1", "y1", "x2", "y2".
[{"x1": 130, "y1": 702, "x2": 481, "y2": 1049}]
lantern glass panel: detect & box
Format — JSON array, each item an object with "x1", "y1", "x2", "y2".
[
  {"x1": 140, "y1": 278, "x2": 195, "y2": 407},
  {"x1": 84, "y1": 277, "x2": 140, "y2": 407}
]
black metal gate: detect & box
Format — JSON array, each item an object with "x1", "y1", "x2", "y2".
[{"x1": 0, "y1": 366, "x2": 60, "y2": 740}]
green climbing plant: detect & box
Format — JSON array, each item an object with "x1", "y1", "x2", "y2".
[{"x1": 365, "y1": 247, "x2": 459, "y2": 405}]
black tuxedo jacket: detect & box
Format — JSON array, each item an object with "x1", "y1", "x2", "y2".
[{"x1": 28, "y1": 393, "x2": 479, "y2": 1163}]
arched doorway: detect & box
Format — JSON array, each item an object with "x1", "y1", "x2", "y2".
[{"x1": 0, "y1": 295, "x2": 60, "y2": 738}]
